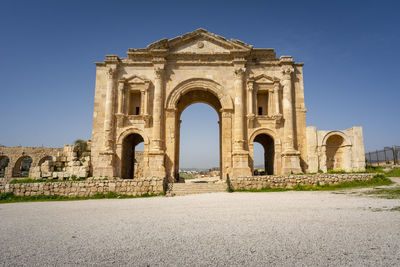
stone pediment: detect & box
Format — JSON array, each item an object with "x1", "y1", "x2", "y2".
[
  {"x1": 122, "y1": 74, "x2": 149, "y2": 84},
  {"x1": 252, "y1": 74, "x2": 275, "y2": 84},
  {"x1": 146, "y1": 28, "x2": 252, "y2": 54}
]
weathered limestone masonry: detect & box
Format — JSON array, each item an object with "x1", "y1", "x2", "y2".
[
  {"x1": 230, "y1": 173, "x2": 375, "y2": 190},
  {"x1": 0, "y1": 144, "x2": 91, "y2": 179},
  {"x1": 91, "y1": 29, "x2": 366, "y2": 182},
  {"x1": 0, "y1": 178, "x2": 164, "y2": 197},
  {"x1": 0, "y1": 146, "x2": 62, "y2": 178}
]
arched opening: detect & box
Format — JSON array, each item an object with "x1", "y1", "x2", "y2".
[
  {"x1": 176, "y1": 90, "x2": 222, "y2": 181},
  {"x1": 0, "y1": 156, "x2": 10, "y2": 178},
  {"x1": 326, "y1": 134, "x2": 345, "y2": 171},
  {"x1": 13, "y1": 156, "x2": 33, "y2": 177},
  {"x1": 253, "y1": 134, "x2": 274, "y2": 175},
  {"x1": 38, "y1": 156, "x2": 53, "y2": 166},
  {"x1": 121, "y1": 133, "x2": 144, "y2": 179}
]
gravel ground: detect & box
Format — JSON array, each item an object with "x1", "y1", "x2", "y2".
[{"x1": 1, "y1": 191, "x2": 400, "y2": 266}]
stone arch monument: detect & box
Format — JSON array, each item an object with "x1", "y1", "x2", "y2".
[{"x1": 90, "y1": 29, "x2": 365, "y2": 181}]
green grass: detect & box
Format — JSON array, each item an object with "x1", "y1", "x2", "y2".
[
  {"x1": 0, "y1": 191, "x2": 162, "y2": 204},
  {"x1": 385, "y1": 168, "x2": 400, "y2": 177},
  {"x1": 231, "y1": 174, "x2": 393, "y2": 193},
  {"x1": 9, "y1": 177, "x2": 87, "y2": 184},
  {"x1": 365, "y1": 186, "x2": 400, "y2": 199},
  {"x1": 179, "y1": 172, "x2": 196, "y2": 180}
]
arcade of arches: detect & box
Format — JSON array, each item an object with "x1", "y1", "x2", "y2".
[{"x1": 90, "y1": 29, "x2": 366, "y2": 182}]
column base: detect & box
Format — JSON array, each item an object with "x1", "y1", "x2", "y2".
[
  {"x1": 232, "y1": 151, "x2": 252, "y2": 177},
  {"x1": 94, "y1": 151, "x2": 115, "y2": 178},
  {"x1": 148, "y1": 150, "x2": 166, "y2": 178},
  {"x1": 281, "y1": 150, "x2": 302, "y2": 175}
]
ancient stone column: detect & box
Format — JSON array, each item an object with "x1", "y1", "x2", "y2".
[
  {"x1": 152, "y1": 67, "x2": 164, "y2": 151},
  {"x1": 233, "y1": 67, "x2": 246, "y2": 151},
  {"x1": 281, "y1": 65, "x2": 301, "y2": 174},
  {"x1": 148, "y1": 65, "x2": 166, "y2": 178},
  {"x1": 281, "y1": 65, "x2": 295, "y2": 151},
  {"x1": 117, "y1": 81, "x2": 124, "y2": 114},
  {"x1": 104, "y1": 67, "x2": 116, "y2": 151},
  {"x1": 232, "y1": 67, "x2": 251, "y2": 177},
  {"x1": 268, "y1": 89, "x2": 274, "y2": 116},
  {"x1": 247, "y1": 81, "x2": 254, "y2": 116},
  {"x1": 273, "y1": 81, "x2": 280, "y2": 115}
]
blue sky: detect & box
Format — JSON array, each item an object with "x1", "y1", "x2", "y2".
[{"x1": 0, "y1": 0, "x2": 399, "y2": 168}]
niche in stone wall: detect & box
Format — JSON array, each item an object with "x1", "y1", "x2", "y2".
[{"x1": 128, "y1": 91, "x2": 141, "y2": 115}]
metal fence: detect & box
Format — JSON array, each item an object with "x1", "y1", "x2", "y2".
[{"x1": 365, "y1": 146, "x2": 400, "y2": 165}]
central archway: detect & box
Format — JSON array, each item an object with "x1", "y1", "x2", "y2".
[
  {"x1": 176, "y1": 90, "x2": 222, "y2": 181},
  {"x1": 164, "y1": 78, "x2": 234, "y2": 182}
]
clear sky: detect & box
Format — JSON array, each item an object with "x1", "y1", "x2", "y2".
[{"x1": 0, "y1": 0, "x2": 399, "y2": 168}]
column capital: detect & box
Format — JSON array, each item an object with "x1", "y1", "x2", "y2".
[
  {"x1": 154, "y1": 67, "x2": 165, "y2": 79},
  {"x1": 106, "y1": 66, "x2": 117, "y2": 80},
  {"x1": 247, "y1": 81, "x2": 254, "y2": 91},
  {"x1": 234, "y1": 67, "x2": 246, "y2": 79},
  {"x1": 281, "y1": 65, "x2": 294, "y2": 80}
]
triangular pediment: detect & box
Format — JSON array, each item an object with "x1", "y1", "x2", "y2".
[
  {"x1": 253, "y1": 74, "x2": 274, "y2": 84},
  {"x1": 146, "y1": 29, "x2": 252, "y2": 53},
  {"x1": 122, "y1": 74, "x2": 149, "y2": 84}
]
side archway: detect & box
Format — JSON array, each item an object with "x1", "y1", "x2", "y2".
[
  {"x1": 13, "y1": 156, "x2": 33, "y2": 177},
  {"x1": 0, "y1": 156, "x2": 10, "y2": 178},
  {"x1": 249, "y1": 128, "x2": 282, "y2": 175},
  {"x1": 116, "y1": 128, "x2": 149, "y2": 179},
  {"x1": 321, "y1": 131, "x2": 352, "y2": 172}
]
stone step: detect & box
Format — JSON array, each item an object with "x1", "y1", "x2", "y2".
[{"x1": 167, "y1": 182, "x2": 228, "y2": 196}]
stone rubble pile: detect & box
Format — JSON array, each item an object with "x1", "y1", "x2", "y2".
[{"x1": 30, "y1": 145, "x2": 91, "y2": 179}]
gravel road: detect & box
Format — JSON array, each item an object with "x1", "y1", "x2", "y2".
[{"x1": 1, "y1": 191, "x2": 400, "y2": 266}]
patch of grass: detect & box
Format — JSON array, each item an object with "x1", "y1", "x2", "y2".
[
  {"x1": 9, "y1": 177, "x2": 86, "y2": 184},
  {"x1": 365, "y1": 186, "x2": 400, "y2": 199},
  {"x1": 385, "y1": 168, "x2": 400, "y2": 177},
  {"x1": 179, "y1": 172, "x2": 196, "y2": 180},
  {"x1": 327, "y1": 169, "x2": 346, "y2": 174},
  {"x1": 232, "y1": 174, "x2": 393, "y2": 193},
  {"x1": 390, "y1": 206, "x2": 400, "y2": 211},
  {"x1": 0, "y1": 191, "x2": 162, "y2": 204}
]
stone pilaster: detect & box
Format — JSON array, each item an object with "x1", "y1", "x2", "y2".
[
  {"x1": 117, "y1": 81, "x2": 124, "y2": 115},
  {"x1": 104, "y1": 66, "x2": 117, "y2": 152},
  {"x1": 246, "y1": 80, "x2": 255, "y2": 128},
  {"x1": 273, "y1": 80, "x2": 281, "y2": 115},
  {"x1": 281, "y1": 63, "x2": 302, "y2": 174}
]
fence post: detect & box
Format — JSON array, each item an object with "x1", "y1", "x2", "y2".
[
  {"x1": 394, "y1": 146, "x2": 398, "y2": 165},
  {"x1": 368, "y1": 152, "x2": 372, "y2": 165},
  {"x1": 376, "y1": 150, "x2": 379, "y2": 166},
  {"x1": 384, "y1": 149, "x2": 388, "y2": 164}
]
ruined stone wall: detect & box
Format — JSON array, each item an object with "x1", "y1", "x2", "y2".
[
  {"x1": 0, "y1": 178, "x2": 164, "y2": 197},
  {"x1": 230, "y1": 173, "x2": 375, "y2": 190}
]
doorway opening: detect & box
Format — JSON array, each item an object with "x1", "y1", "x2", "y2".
[
  {"x1": 121, "y1": 133, "x2": 144, "y2": 179},
  {"x1": 13, "y1": 156, "x2": 33, "y2": 177},
  {"x1": 253, "y1": 133, "x2": 274, "y2": 175}
]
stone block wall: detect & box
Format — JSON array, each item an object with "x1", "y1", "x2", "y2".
[
  {"x1": 230, "y1": 173, "x2": 375, "y2": 190},
  {"x1": 0, "y1": 178, "x2": 164, "y2": 197}
]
